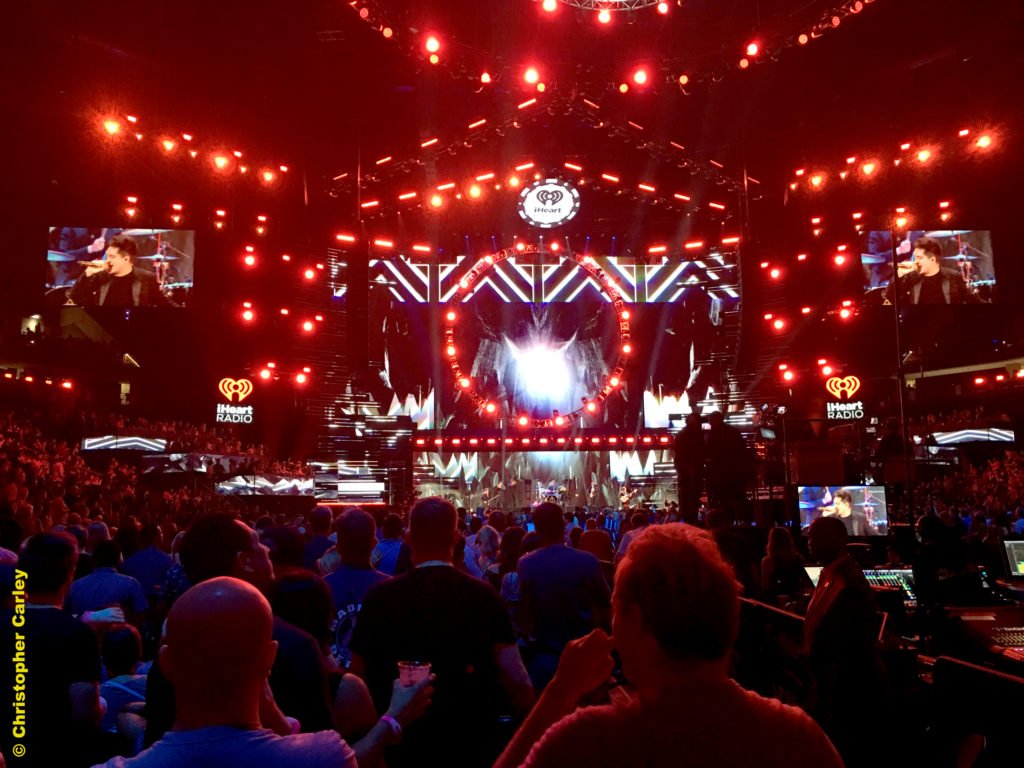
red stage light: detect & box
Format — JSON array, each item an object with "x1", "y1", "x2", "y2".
[
  {"x1": 764, "y1": 313, "x2": 773, "y2": 320},
  {"x1": 259, "y1": 368, "x2": 271, "y2": 380},
  {"x1": 295, "y1": 373, "x2": 307, "y2": 384},
  {"x1": 445, "y1": 345, "x2": 456, "y2": 357},
  {"x1": 797, "y1": 253, "x2": 808, "y2": 261},
  {"x1": 542, "y1": 0, "x2": 557, "y2": 11},
  {"x1": 302, "y1": 321, "x2": 314, "y2": 332},
  {"x1": 783, "y1": 370, "x2": 795, "y2": 382},
  {"x1": 103, "y1": 120, "x2": 120, "y2": 135},
  {"x1": 862, "y1": 162, "x2": 875, "y2": 175},
  {"x1": 770, "y1": 268, "x2": 781, "y2": 279},
  {"x1": 382, "y1": 27, "x2": 393, "y2": 38},
  {"x1": 739, "y1": 58, "x2": 750, "y2": 69},
  {"x1": 657, "y1": 1, "x2": 669, "y2": 13},
  {"x1": 976, "y1": 135, "x2": 992, "y2": 149},
  {"x1": 633, "y1": 68, "x2": 648, "y2": 86},
  {"x1": 429, "y1": 54, "x2": 439, "y2": 65},
  {"x1": 61, "y1": 381, "x2": 73, "y2": 390},
  {"x1": 241, "y1": 309, "x2": 254, "y2": 322},
  {"x1": 485, "y1": 402, "x2": 497, "y2": 414},
  {"x1": 974, "y1": 377, "x2": 985, "y2": 385},
  {"x1": 262, "y1": 170, "x2": 275, "y2": 183},
  {"x1": 425, "y1": 36, "x2": 440, "y2": 53},
  {"x1": 839, "y1": 308, "x2": 852, "y2": 319},
  {"x1": 834, "y1": 255, "x2": 846, "y2": 266},
  {"x1": 810, "y1": 175, "x2": 823, "y2": 187},
  {"x1": 917, "y1": 150, "x2": 931, "y2": 162},
  {"x1": 524, "y1": 67, "x2": 540, "y2": 84},
  {"x1": 518, "y1": 415, "x2": 529, "y2": 427},
  {"x1": 622, "y1": 343, "x2": 632, "y2": 354},
  {"x1": 214, "y1": 155, "x2": 230, "y2": 169},
  {"x1": 243, "y1": 255, "x2": 256, "y2": 267},
  {"x1": 609, "y1": 376, "x2": 620, "y2": 387},
  {"x1": 678, "y1": 74, "x2": 689, "y2": 86},
  {"x1": 304, "y1": 269, "x2": 315, "y2": 280},
  {"x1": 549, "y1": 241, "x2": 560, "y2": 252},
  {"x1": 459, "y1": 378, "x2": 470, "y2": 388},
  {"x1": 597, "y1": 9, "x2": 611, "y2": 23},
  {"x1": 746, "y1": 42, "x2": 759, "y2": 56},
  {"x1": 618, "y1": 83, "x2": 629, "y2": 94},
  {"x1": 773, "y1": 319, "x2": 785, "y2": 330},
  {"x1": 468, "y1": 185, "x2": 482, "y2": 198},
  {"x1": 446, "y1": 311, "x2": 456, "y2": 322},
  {"x1": 822, "y1": 365, "x2": 833, "y2": 376},
  {"x1": 429, "y1": 195, "x2": 443, "y2": 208},
  {"x1": 586, "y1": 401, "x2": 598, "y2": 413},
  {"x1": 480, "y1": 72, "x2": 491, "y2": 84},
  {"x1": 516, "y1": 242, "x2": 526, "y2": 252},
  {"x1": 620, "y1": 310, "x2": 630, "y2": 320},
  {"x1": 801, "y1": 307, "x2": 811, "y2": 314},
  {"x1": 798, "y1": 33, "x2": 809, "y2": 45},
  {"x1": 555, "y1": 416, "x2": 565, "y2": 426}
]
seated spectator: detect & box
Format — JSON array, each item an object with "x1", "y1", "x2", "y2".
[
  {"x1": 303, "y1": 506, "x2": 335, "y2": 572},
  {"x1": 369, "y1": 513, "x2": 407, "y2": 576},
  {"x1": 122, "y1": 524, "x2": 173, "y2": 597},
  {"x1": 94, "y1": 577, "x2": 434, "y2": 768},
  {"x1": 0, "y1": 532, "x2": 105, "y2": 767},
  {"x1": 350, "y1": 497, "x2": 534, "y2": 768},
  {"x1": 760, "y1": 527, "x2": 810, "y2": 599},
  {"x1": 494, "y1": 524, "x2": 842, "y2": 768},
  {"x1": 68, "y1": 540, "x2": 148, "y2": 623},
  {"x1": 323, "y1": 508, "x2": 390, "y2": 669},
  {"x1": 99, "y1": 625, "x2": 147, "y2": 733}
]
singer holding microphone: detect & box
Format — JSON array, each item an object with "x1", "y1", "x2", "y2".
[
  {"x1": 884, "y1": 235, "x2": 977, "y2": 305},
  {"x1": 67, "y1": 234, "x2": 169, "y2": 307}
]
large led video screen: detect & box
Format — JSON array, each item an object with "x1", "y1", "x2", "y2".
[
  {"x1": 47, "y1": 227, "x2": 195, "y2": 308},
  {"x1": 797, "y1": 485, "x2": 889, "y2": 536},
  {"x1": 361, "y1": 249, "x2": 739, "y2": 430},
  {"x1": 860, "y1": 229, "x2": 994, "y2": 305},
  {"x1": 413, "y1": 448, "x2": 677, "y2": 510}
]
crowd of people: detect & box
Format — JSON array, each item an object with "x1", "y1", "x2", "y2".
[{"x1": 1, "y1": 407, "x2": 1023, "y2": 767}]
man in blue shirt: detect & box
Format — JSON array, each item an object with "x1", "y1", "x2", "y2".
[
  {"x1": 68, "y1": 540, "x2": 148, "y2": 623},
  {"x1": 325, "y1": 508, "x2": 390, "y2": 668},
  {"x1": 122, "y1": 524, "x2": 173, "y2": 597},
  {"x1": 303, "y1": 507, "x2": 335, "y2": 572},
  {"x1": 517, "y1": 502, "x2": 611, "y2": 690}
]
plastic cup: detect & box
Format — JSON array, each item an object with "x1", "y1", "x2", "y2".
[{"x1": 398, "y1": 661, "x2": 431, "y2": 686}]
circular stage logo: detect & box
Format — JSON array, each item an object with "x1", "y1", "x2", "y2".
[{"x1": 517, "y1": 178, "x2": 580, "y2": 229}]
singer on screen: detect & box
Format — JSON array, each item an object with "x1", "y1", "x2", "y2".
[
  {"x1": 884, "y1": 235, "x2": 977, "y2": 305},
  {"x1": 67, "y1": 234, "x2": 169, "y2": 307}
]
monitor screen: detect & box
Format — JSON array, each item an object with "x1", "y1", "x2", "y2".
[
  {"x1": 47, "y1": 227, "x2": 195, "y2": 308},
  {"x1": 860, "y1": 229, "x2": 995, "y2": 305},
  {"x1": 1004, "y1": 540, "x2": 1024, "y2": 577},
  {"x1": 797, "y1": 485, "x2": 888, "y2": 535}
]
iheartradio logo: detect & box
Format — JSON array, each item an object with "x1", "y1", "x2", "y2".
[
  {"x1": 825, "y1": 375, "x2": 860, "y2": 400},
  {"x1": 218, "y1": 377, "x2": 254, "y2": 402}
]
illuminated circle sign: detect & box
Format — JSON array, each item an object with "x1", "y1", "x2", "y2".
[
  {"x1": 517, "y1": 178, "x2": 581, "y2": 229},
  {"x1": 443, "y1": 245, "x2": 631, "y2": 426}
]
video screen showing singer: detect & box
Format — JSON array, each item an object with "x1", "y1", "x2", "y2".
[
  {"x1": 67, "y1": 234, "x2": 172, "y2": 308},
  {"x1": 884, "y1": 235, "x2": 980, "y2": 305}
]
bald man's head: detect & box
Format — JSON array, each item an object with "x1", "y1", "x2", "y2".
[{"x1": 161, "y1": 577, "x2": 277, "y2": 706}]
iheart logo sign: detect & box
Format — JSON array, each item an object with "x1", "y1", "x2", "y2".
[
  {"x1": 218, "y1": 378, "x2": 254, "y2": 402},
  {"x1": 825, "y1": 376, "x2": 861, "y2": 400}
]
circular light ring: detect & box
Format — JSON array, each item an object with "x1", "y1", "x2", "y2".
[
  {"x1": 444, "y1": 245, "x2": 630, "y2": 426},
  {"x1": 517, "y1": 178, "x2": 581, "y2": 229}
]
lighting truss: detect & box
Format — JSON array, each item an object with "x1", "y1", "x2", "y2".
[{"x1": 555, "y1": 0, "x2": 664, "y2": 9}]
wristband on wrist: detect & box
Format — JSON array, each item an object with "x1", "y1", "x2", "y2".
[{"x1": 380, "y1": 714, "x2": 402, "y2": 743}]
